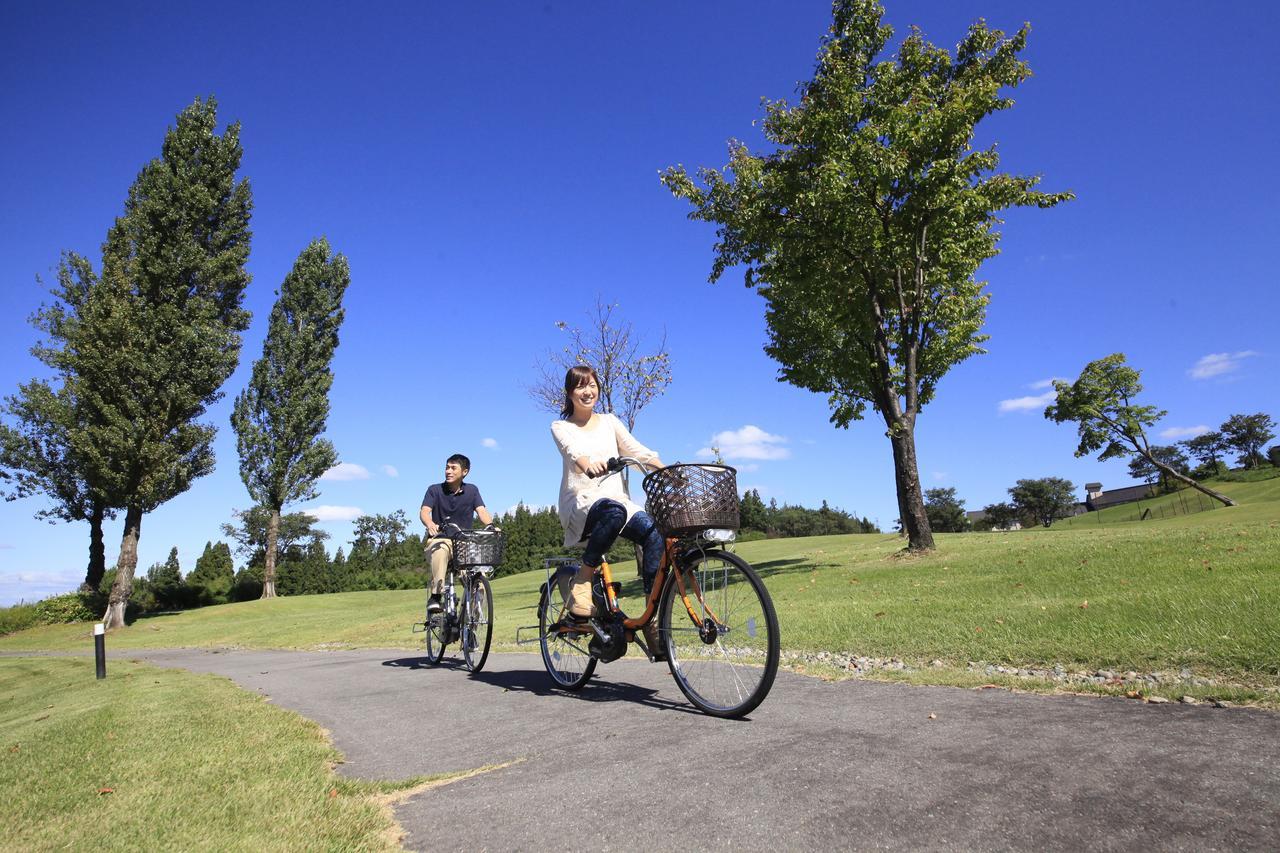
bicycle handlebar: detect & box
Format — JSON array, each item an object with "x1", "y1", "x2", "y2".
[{"x1": 586, "y1": 456, "x2": 655, "y2": 479}]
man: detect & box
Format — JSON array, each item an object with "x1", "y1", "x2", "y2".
[{"x1": 421, "y1": 453, "x2": 493, "y2": 613}]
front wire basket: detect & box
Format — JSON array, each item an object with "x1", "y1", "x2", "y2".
[
  {"x1": 641, "y1": 463, "x2": 739, "y2": 537},
  {"x1": 453, "y1": 528, "x2": 505, "y2": 567}
]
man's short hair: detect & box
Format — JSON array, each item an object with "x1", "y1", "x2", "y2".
[{"x1": 447, "y1": 453, "x2": 471, "y2": 473}]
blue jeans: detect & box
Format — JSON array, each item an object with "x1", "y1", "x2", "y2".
[{"x1": 581, "y1": 499, "x2": 663, "y2": 594}]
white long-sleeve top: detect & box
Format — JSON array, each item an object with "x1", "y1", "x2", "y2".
[{"x1": 550, "y1": 413, "x2": 660, "y2": 548}]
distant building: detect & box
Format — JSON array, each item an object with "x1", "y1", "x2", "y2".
[{"x1": 1084, "y1": 482, "x2": 1153, "y2": 511}]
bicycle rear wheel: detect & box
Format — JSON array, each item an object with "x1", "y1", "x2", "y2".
[
  {"x1": 659, "y1": 550, "x2": 779, "y2": 718},
  {"x1": 461, "y1": 573, "x2": 493, "y2": 673},
  {"x1": 538, "y1": 582, "x2": 595, "y2": 690}
]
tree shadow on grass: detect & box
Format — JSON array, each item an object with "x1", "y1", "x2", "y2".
[{"x1": 751, "y1": 558, "x2": 823, "y2": 581}]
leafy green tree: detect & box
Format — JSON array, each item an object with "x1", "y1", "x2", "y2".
[
  {"x1": 231, "y1": 238, "x2": 349, "y2": 598},
  {"x1": 1, "y1": 253, "x2": 117, "y2": 591},
  {"x1": 0, "y1": 380, "x2": 113, "y2": 591},
  {"x1": 351, "y1": 511, "x2": 409, "y2": 555},
  {"x1": 662, "y1": 0, "x2": 1071, "y2": 551},
  {"x1": 979, "y1": 501, "x2": 1020, "y2": 531},
  {"x1": 146, "y1": 546, "x2": 186, "y2": 610},
  {"x1": 923, "y1": 488, "x2": 969, "y2": 533},
  {"x1": 1008, "y1": 478, "x2": 1077, "y2": 528},
  {"x1": 221, "y1": 507, "x2": 328, "y2": 565},
  {"x1": 1181, "y1": 431, "x2": 1228, "y2": 468},
  {"x1": 66, "y1": 97, "x2": 252, "y2": 628},
  {"x1": 188, "y1": 541, "x2": 234, "y2": 603},
  {"x1": 1220, "y1": 413, "x2": 1275, "y2": 469},
  {"x1": 739, "y1": 489, "x2": 768, "y2": 533},
  {"x1": 1045, "y1": 354, "x2": 1235, "y2": 508},
  {"x1": 1267, "y1": 445, "x2": 1280, "y2": 468}
]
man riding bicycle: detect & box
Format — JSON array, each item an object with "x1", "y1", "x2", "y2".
[{"x1": 421, "y1": 453, "x2": 493, "y2": 614}]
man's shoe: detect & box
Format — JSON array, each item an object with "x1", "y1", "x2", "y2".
[{"x1": 426, "y1": 594, "x2": 442, "y2": 614}]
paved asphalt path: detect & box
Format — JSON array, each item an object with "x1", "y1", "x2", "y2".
[{"x1": 134, "y1": 648, "x2": 1279, "y2": 851}]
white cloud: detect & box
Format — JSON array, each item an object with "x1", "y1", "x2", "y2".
[
  {"x1": 0, "y1": 568, "x2": 83, "y2": 605},
  {"x1": 997, "y1": 390, "x2": 1057, "y2": 414},
  {"x1": 1028, "y1": 377, "x2": 1067, "y2": 390},
  {"x1": 381, "y1": 465, "x2": 399, "y2": 478},
  {"x1": 304, "y1": 505, "x2": 364, "y2": 522},
  {"x1": 1159, "y1": 425, "x2": 1210, "y2": 440},
  {"x1": 1188, "y1": 351, "x2": 1259, "y2": 380},
  {"x1": 320, "y1": 462, "x2": 371, "y2": 481},
  {"x1": 481, "y1": 438, "x2": 499, "y2": 449},
  {"x1": 697, "y1": 425, "x2": 790, "y2": 461},
  {"x1": 0, "y1": 544, "x2": 14, "y2": 550},
  {"x1": 931, "y1": 471, "x2": 948, "y2": 482}
]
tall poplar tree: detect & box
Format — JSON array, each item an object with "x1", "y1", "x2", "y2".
[
  {"x1": 663, "y1": 0, "x2": 1071, "y2": 550},
  {"x1": 231, "y1": 238, "x2": 348, "y2": 598},
  {"x1": 1, "y1": 253, "x2": 116, "y2": 590},
  {"x1": 73, "y1": 97, "x2": 253, "y2": 628}
]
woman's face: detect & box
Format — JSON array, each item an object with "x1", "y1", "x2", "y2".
[{"x1": 571, "y1": 378, "x2": 599, "y2": 414}]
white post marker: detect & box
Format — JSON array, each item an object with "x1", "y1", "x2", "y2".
[{"x1": 94, "y1": 622, "x2": 106, "y2": 679}]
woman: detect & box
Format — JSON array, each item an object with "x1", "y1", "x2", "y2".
[{"x1": 551, "y1": 365, "x2": 666, "y2": 655}]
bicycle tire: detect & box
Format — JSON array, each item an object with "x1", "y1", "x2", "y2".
[
  {"x1": 461, "y1": 573, "x2": 493, "y2": 673},
  {"x1": 538, "y1": 584, "x2": 595, "y2": 690},
  {"x1": 424, "y1": 578, "x2": 452, "y2": 665},
  {"x1": 659, "y1": 549, "x2": 779, "y2": 718}
]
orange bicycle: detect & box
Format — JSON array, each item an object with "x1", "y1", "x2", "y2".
[{"x1": 519, "y1": 457, "x2": 780, "y2": 718}]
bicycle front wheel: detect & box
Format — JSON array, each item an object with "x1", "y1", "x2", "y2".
[
  {"x1": 659, "y1": 550, "x2": 779, "y2": 718},
  {"x1": 538, "y1": 582, "x2": 595, "y2": 690},
  {"x1": 461, "y1": 573, "x2": 493, "y2": 673}
]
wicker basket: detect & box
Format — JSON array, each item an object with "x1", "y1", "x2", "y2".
[
  {"x1": 641, "y1": 464, "x2": 739, "y2": 536},
  {"x1": 453, "y1": 529, "x2": 505, "y2": 567}
]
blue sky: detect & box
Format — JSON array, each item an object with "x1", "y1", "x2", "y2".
[{"x1": 2, "y1": 1, "x2": 1277, "y2": 605}]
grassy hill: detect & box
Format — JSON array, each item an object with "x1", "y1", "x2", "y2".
[{"x1": 4, "y1": 473, "x2": 1277, "y2": 702}]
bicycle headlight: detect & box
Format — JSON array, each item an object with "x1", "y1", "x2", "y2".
[{"x1": 701, "y1": 528, "x2": 736, "y2": 543}]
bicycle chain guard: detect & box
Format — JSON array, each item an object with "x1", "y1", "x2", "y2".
[{"x1": 588, "y1": 614, "x2": 628, "y2": 663}]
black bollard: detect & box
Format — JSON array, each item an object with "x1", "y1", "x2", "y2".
[{"x1": 94, "y1": 623, "x2": 106, "y2": 679}]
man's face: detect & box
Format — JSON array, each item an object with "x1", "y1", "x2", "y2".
[{"x1": 444, "y1": 461, "x2": 467, "y2": 486}]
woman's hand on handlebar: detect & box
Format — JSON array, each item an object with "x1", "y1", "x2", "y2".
[{"x1": 580, "y1": 457, "x2": 612, "y2": 478}]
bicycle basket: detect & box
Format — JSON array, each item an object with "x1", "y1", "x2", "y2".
[
  {"x1": 453, "y1": 529, "x2": 505, "y2": 567},
  {"x1": 641, "y1": 464, "x2": 739, "y2": 536}
]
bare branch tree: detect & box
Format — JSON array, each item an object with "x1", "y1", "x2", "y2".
[{"x1": 529, "y1": 297, "x2": 672, "y2": 431}]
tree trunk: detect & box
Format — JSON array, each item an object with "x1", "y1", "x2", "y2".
[
  {"x1": 261, "y1": 507, "x2": 279, "y2": 598},
  {"x1": 80, "y1": 502, "x2": 107, "y2": 593},
  {"x1": 103, "y1": 505, "x2": 142, "y2": 630},
  {"x1": 1150, "y1": 458, "x2": 1236, "y2": 507},
  {"x1": 888, "y1": 427, "x2": 935, "y2": 551}
]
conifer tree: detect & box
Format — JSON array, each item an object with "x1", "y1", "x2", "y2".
[
  {"x1": 231, "y1": 238, "x2": 348, "y2": 598},
  {"x1": 72, "y1": 97, "x2": 253, "y2": 628}
]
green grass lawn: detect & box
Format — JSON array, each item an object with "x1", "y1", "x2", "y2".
[
  {"x1": 0, "y1": 656, "x2": 478, "y2": 851},
  {"x1": 4, "y1": 476, "x2": 1277, "y2": 694}
]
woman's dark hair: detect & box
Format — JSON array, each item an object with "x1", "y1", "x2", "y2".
[{"x1": 561, "y1": 365, "x2": 600, "y2": 419}]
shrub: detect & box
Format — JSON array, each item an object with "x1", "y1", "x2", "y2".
[
  {"x1": 0, "y1": 602, "x2": 40, "y2": 635},
  {"x1": 33, "y1": 593, "x2": 97, "y2": 625}
]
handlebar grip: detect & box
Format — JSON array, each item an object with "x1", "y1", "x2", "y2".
[{"x1": 587, "y1": 457, "x2": 624, "y2": 479}]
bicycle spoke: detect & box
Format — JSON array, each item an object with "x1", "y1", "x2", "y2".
[{"x1": 662, "y1": 551, "x2": 779, "y2": 717}]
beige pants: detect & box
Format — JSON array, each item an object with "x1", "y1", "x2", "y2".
[{"x1": 425, "y1": 537, "x2": 454, "y2": 595}]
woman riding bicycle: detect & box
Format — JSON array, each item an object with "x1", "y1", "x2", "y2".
[{"x1": 550, "y1": 365, "x2": 666, "y2": 656}]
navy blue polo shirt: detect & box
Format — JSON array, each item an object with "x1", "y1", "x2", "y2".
[{"x1": 421, "y1": 482, "x2": 485, "y2": 530}]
